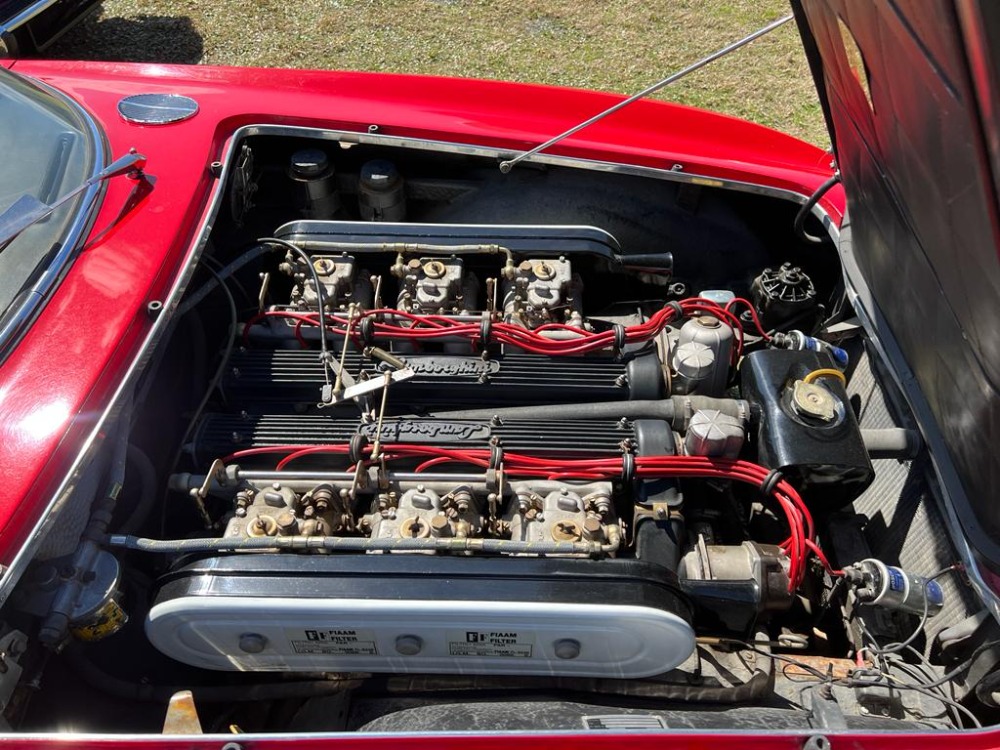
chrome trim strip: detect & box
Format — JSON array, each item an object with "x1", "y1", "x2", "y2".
[
  {"x1": 0, "y1": 74, "x2": 106, "y2": 362},
  {"x1": 0, "y1": 0, "x2": 60, "y2": 35},
  {"x1": 0, "y1": 122, "x2": 836, "y2": 604}
]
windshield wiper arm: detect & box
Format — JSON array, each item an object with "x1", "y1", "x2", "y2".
[{"x1": 0, "y1": 149, "x2": 147, "y2": 248}]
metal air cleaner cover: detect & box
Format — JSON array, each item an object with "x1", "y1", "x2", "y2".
[{"x1": 146, "y1": 555, "x2": 695, "y2": 677}]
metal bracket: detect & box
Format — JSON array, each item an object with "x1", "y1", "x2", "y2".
[
  {"x1": 0, "y1": 630, "x2": 27, "y2": 713},
  {"x1": 162, "y1": 690, "x2": 203, "y2": 735}
]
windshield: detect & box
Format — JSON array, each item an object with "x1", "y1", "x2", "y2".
[{"x1": 0, "y1": 68, "x2": 97, "y2": 319}]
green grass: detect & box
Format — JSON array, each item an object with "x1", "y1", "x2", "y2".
[{"x1": 52, "y1": 0, "x2": 828, "y2": 145}]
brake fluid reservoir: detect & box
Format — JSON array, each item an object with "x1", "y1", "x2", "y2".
[
  {"x1": 358, "y1": 159, "x2": 406, "y2": 222},
  {"x1": 674, "y1": 316, "x2": 733, "y2": 396},
  {"x1": 288, "y1": 149, "x2": 341, "y2": 219}
]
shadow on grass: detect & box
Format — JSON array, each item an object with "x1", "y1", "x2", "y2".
[{"x1": 47, "y1": 13, "x2": 203, "y2": 64}]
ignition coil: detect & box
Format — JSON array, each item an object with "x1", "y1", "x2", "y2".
[{"x1": 846, "y1": 559, "x2": 944, "y2": 617}]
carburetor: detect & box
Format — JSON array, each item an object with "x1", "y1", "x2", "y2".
[
  {"x1": 502, "y1": 257, "x2": 583, "y2": 329},
  {"x1": 225, "y1": 482, "x2": 354, "y2": 539},
  {"x1": 504, "y1": 481, "x2": 617, "y2": 555},
  {"x1": 360, "y1": 485, "x2": 486, "y2": 543},
  {"x1": 280, "y1": 252, "x2": 373, "y2": 311},
  {"x1": 395, "y1": 257, "x2": 478, "y2": 314}
]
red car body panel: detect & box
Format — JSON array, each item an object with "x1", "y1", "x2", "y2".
[{"x1": 0, "y1": 731, "x2": 995, "y2": 750}]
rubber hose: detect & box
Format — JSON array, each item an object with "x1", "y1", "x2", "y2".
[
  {"x1": 423, "y1": 396, "x2": 748, "y2": 430},
  {"x1": 860, "y1": 428, "x2": 921, "y2": 460},
  {"x1": 177, "y1": 244, "x2": 271, "y2": 316},
  {"x1": 794, "y1": 172, "x2": 840, "y2": 244},
  {"x1": 118, "y1": 445, "x2": 158, "y2": 536},
  {"x1": 64, "y1": 646, "x2": 361, "y2": 703},
  {"x1": 380, "y1": 657, "x2": 771, "y2": 703}
]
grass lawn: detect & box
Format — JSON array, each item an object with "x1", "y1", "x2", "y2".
[{"x1": 52, "y1": 0, "x2": 828, "y2": 146}]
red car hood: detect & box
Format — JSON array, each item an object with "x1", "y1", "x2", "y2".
[{"x1": 792, "y1": 2, "x2": 1000, "y2": 570}]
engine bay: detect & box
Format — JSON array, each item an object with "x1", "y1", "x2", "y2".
[{"x1": 8, "y1": 132, "x2": 993, "y2": 735}]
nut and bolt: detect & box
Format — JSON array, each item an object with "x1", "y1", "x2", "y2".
[
  {"x1": 533, "y1": 261, "x2": 555, "y2": 280},
  {"x1": 582, "y1": 516, "x2": 604, "y2": 542},
  {"x1": 553, "y1": 638, "x2": 581, "y2": 660},
  {"x1": 275, "y1": 511, "x2": 298, "y2": 536},
  {"x1": 422, "y1": 260, "x2": 446, "y2": 279},
  {"x1": 238, "y1": 633, "x2": 268, "y2": 654},
  {"x1": 395, "y1": 635, "x2": 423, "y2": 655},
  {"x1": 430, "y1": 515, "x2": 453, "y2": 538}
]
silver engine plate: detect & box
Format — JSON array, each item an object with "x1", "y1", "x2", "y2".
[{"x1": 146, "y1": 555, "x2": 695, "y2": 678}]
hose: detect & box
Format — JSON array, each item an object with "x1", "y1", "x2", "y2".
[
  {"x1": 64, "y1": 645, "x2": 361, "y2": 704},
  {"x1": 423, "y1": 396, "x2": 749, "y2": 431},
  {"x1": 860, "y1": 428, "x2": 922, "y2": 460},
  {"x1": 177, "y1": 243, "x2": 272, "y2": 316},
  {"x1": 176, "y1": 265, "x2": 238, "y2": 513},
  {"x1": 117, "y1": 445, "x2": 158, "y2": 536},
  {"x1": 379, "y1": 637, "x2": 773, "y2": 703},
  {"x1": 258, "y1": 238, "x2": 333, "y2": 389},
  {"x1": 794, "y1": 172, "x2": 840, "y2": 244}
]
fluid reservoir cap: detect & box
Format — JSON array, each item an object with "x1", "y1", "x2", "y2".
[
  {"x1": 290, "y1": 149, "x2": 332, "y2": 180},
  {"x1": 791, "y1": 380, "x2": 838, "y2": 422},
  {"x1": 70, "y1": 551, "x2": 121, "y2": 622},
  {"x1": 698, "y1": 290, "x2": 736, "y2": 306},
  {"x1": 360, "y1": 159, "x2": 402, "y2": 190},
  {"x1": 673, "y1": 341, "x2": 715, "y2": 381}
]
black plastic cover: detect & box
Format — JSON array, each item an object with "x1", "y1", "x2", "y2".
[
  {"x1": 275, "y1": 220, "x2": 627, "y2": 265},
  {"x1": 351, "y1": 700, "x2": 918, "y2": 733},
  {"x1": 155, "y1": 555, "x2": 692, "y2": 625}
]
